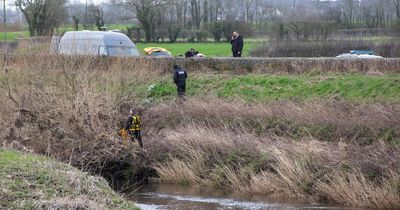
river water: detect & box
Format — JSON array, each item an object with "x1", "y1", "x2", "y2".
[{"x1": 128, "y1": 184, "x2": 358, "y2": 210}]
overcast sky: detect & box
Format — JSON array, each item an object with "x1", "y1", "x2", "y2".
[
  {"x1": 5, "y1": 0, "x2": 107, "y2": 5},
  {"x1": 75, "y1": 0, "x2": 106, "y2": 4}
]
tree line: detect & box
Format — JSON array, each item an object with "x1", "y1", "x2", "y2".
[{"x1": 14, "y1": 0, "x2": 400, "y2": 41}]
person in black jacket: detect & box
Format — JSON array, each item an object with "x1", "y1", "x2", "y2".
[
  {"x1": 185, "y1": 48, "x2": 199, "y2": 58},
  {"x1": 172, "y1": 64, "x2": 188, "y2": 97},
  {"x1": 231, "y1": 31, "x2": 244, "y2": 57}
]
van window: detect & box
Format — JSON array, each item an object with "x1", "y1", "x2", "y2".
[
  {"x1": 99, "y1": 46, "x2": 107, "y2": 55},
  {"x1": 107, "y1": 46, "x2": 139, "y2": 57}
]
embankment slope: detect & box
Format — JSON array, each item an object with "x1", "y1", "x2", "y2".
[
  {"x1": 0, "y1": 148, "x2": 138, "y2": 209},
  {"x1": 1, "y1": 55, "x2": 399, "y2": 209}
]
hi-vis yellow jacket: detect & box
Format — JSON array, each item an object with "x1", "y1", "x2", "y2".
[{"x1": 128, "y1": 115, "x2": 141, "y2": 131}]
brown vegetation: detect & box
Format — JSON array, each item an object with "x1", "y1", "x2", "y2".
[
  {"x1": 2, "y1": 54, "x2": 400, "y2": 75},
  {"x1": 250, "y1": 39, "x2": 400, "y2": 58},
  {"x1": 147, "y1": 100, "x2": 400, "y2": 208},
  {"x1": 1, "y1": 55, "x2": 399, "y2": 208}
]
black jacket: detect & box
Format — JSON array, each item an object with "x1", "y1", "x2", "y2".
[
  {"x1": 231, "y1": 35, "x2": 244, "y2": 53},
  {"x1": 185, "y1": 50, "x2": 199, "y2": 58},
  {"x1": 173, "y1": 67, "x2": 188, "y2": 86}
]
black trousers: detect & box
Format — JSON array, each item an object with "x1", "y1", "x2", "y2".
[
  {"x1": 129, "y1": 130, "x2": 143, "y2": 148},
  {"x1": 233, "y1": 51, "x2": 242, "y2": 57},
  {"x1": 177, "y1": 84, "x2": 186, "y2": 97}
]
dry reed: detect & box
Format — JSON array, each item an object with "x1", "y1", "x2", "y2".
[
  {"x1": 151, "y1": 124, "x2": 400, "y2": 208},
  {"x1": 1, "y1": 54, "x2": 400, "y2": 75}
]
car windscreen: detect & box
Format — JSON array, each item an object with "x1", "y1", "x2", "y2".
[
  {"x1": 107, "y1": 46, "x2": 140, "y2": 57},
  {"x1": 149, "y1": 51, "x2": 172, "y2": 57}
]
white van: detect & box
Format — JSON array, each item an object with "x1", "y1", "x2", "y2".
[{"x1": 58, "y1": 31, "x2": 140, "y2": 57}]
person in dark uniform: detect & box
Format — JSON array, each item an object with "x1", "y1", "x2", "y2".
[
  {"x1": 173, "y1": 64, "x2": 188, "y2": 97},
  {"x1": 185, "y1": 48, "x2": 199, "y2": 58},
  {"x1": 125, "y1": 109, "x2": 143, "y2": 148},
  {"x1": 231, "y1": 31, "x2": 244, "y2": 57}
]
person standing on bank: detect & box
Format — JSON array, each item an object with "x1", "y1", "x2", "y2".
[
  {"x1": 231, "y1": 31, "x2": 244, "y2": 57},
  {"x1": 173, "y1": 64, "x2": 188, "y2": 97},
  {"x1": 125, "y1": 109, "x2": 143, "y2": 148}
]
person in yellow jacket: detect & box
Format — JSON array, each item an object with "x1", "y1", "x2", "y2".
[{"x1": 124, "y1": 109, "x2": 143, "y2": 148}]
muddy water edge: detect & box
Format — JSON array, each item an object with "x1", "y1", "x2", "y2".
[{"x1": 126, "y1": 183, "x2": 361, "y2": 210}]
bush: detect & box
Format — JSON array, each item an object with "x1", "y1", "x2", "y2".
[
  {"x1": 166, "y1": 21, "x2": 182, "y2": 43},
  {"x1": 250, "y1": 39, "x2": 400, "y2": 57},
  {"x1": 180, "y1": 30, "x2": 195, "y2": 42},
  {"x1": 272, "y1": 21, "x2": 337, "y2": 41},
  {"x1": 221, "y1": 21, "x2": 253, "y2": 42},
  {"x1": 194, "y1": 30, "x2": 209, "y2": 42},
  {"x1": 154, "y1": 28, "x2": 167, "y2": 42},
  {"x1": 207, "y1": 22, "x2": 224, "y2": 42},
  {"x1": 392, "y1": 20, "x2": 400, "y2": 34},
  {"x1": 179, "y1": 30, "x2": 210, "y2": 42},
  {"x1": 207, "y1": 21, "x2": 253, "y2": 42},
  {"x1": 127, "y1": 26, "x2": 142, "y2": 42}
]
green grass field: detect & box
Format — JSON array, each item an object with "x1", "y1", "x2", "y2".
[
  {"x1": 132, "y1": 73, "x2": 400, "y2": 103},
  {"x1": 135, "y1": 42, "x2": 257, "y2": 57},
  {"x1": 0, "y1": 31, "x2": 29, "y2": 41}
]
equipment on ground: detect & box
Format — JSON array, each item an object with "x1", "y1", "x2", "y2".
[{"x1": 118, "y1": 128, "x2": 128, "y2": 146}]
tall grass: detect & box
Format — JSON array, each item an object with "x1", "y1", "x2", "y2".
[
  {"x1": 0, "y1": 55, "x2": 146, "y2": 171},
  {"x1": 1, "y1": 55, "x2": 399, "y2": 208},
  {"x1": 3, "y1": 54, "x2": 400, "y2": 75},
  {"x1": 146, "y1": 100, "x2": 400, "y2": 208},
  {"x1": 151, "y1": 117, "x2": 400, "y2": 208}
]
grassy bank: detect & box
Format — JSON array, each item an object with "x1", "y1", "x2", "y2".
[
  {"x1": 1, "y1": 56, "x2": 400, "y2": 209},
  {"x1": 140, "y1": 73, "x2": 400, "y2": 103},
  {"x1": 0, "y1": 148, "x2": 138, "y2": 209}
]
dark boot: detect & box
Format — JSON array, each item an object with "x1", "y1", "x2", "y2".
[{"x1": 177, "y1": 85, "x2": 186, "y2": 97}]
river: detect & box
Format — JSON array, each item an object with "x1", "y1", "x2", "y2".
[{"x1": 128, "y1": 184, "x2": 359, "y2": 210}]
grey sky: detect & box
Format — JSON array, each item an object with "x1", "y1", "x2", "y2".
[{"x1": 75, "y1": 0, "x2": 106, "y2": 4}]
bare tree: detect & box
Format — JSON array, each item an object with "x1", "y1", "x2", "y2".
[
  {"x1": 62, "y1": 0, "x2": 400, "y2": 42},
  {"x1": 203, "y1": 0, "x2": 208, "y2": 23},
  {"x1": 164, "y1": 0, "x2": 183, "y2": 42},
  {"x1": 72, "y1": 15, "x2": 80, "y2": 31},
  {"x1": 190, "y1": 0, "x2": 202, "y2": 29},
  {"x1": 119, "y1": 0, "x2": 165, "y2": 42},
  {"x1": 15, "y1": 0, "x2": 67, "y2": 36},
  {"x1": 395, "y1": 0, "x2": 400, "y2": 19},
  {"x1": 340, "y1": 0, "x2": 355, "y2": 28},
  {"x1": 88, "y1": 5, "x2": 105, "y2": 31}
]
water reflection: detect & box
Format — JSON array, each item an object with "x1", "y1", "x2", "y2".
[{"x1": 129, "y1": 184, "x2": 359, "y2": 210}]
